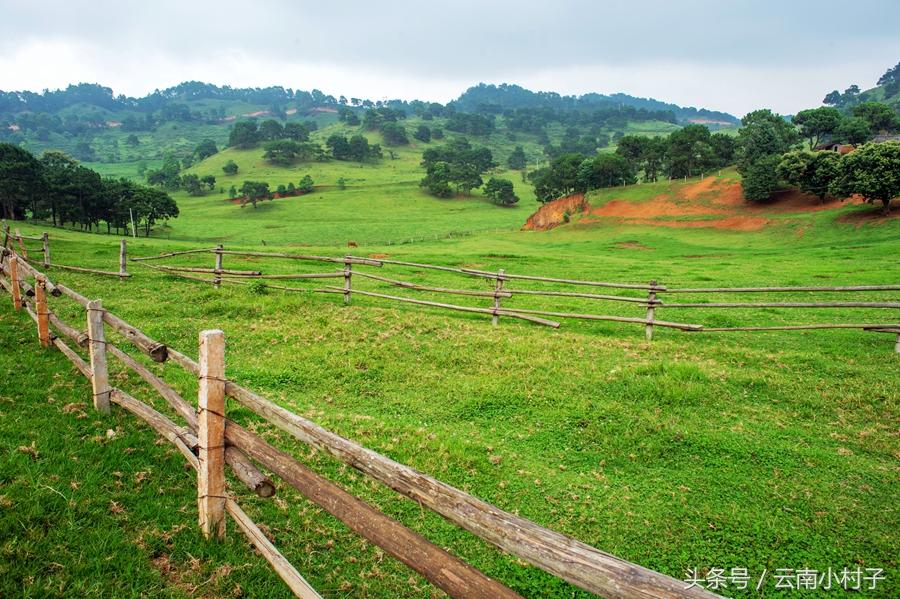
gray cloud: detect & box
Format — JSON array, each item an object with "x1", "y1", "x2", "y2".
[{"x1": 1, "y1": 0, "x2": 898, "y2": 115}]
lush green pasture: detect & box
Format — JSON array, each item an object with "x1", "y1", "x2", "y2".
[{"x1": 2, "y1": 175, "x2": 898, "y2": 597}]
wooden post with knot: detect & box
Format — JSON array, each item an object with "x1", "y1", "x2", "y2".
[
  {"x1": 492, "y1": 269, "x2": 505, "y2": 326},
  {"x1": 9, "y1": 254, "x2": 22, "y2": 310},
  {"x1": 198, "y1": 329, "x2": 226, "y2": 539},
  {"x1": 35, "y1": 275, "x2": 50, "y2": 348},
  {"x1": 86, "y1": 300, "x2": 110, "y2": 414},
  {"x1": 343, "y1": 256, "x2": 352, "y2": 305},
  {"x1": 645, "y1": 280, "x2": 658, "y2": 341}
]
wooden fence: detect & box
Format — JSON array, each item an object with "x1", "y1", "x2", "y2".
[
  {"x1": 0, "y1": 245, "x2": 724, "y2": 598},
  {"x1": 2, "y1": 224, "x2": 129, "y2": 279},
  {"x1": 131, "y1": 245, "x2": 900, "y2": 353}
]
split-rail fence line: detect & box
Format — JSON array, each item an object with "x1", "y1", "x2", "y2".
[
  {"x1": 0, "y1": 244, "x2": 725, "y2": 598},
  {"x1": 129, "y1": 243, "x2": 900, "y2": 352}
]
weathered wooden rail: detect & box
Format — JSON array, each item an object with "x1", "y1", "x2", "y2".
[
  {"x1": 1, "y1": 245, "x2": 723, "y2": 598},
  {"x1": 126, "y1": 245, "x2": 900, "y2": 352},
  {"x1": 1, "y1": 225, "x2": 129, "y2": 279}
]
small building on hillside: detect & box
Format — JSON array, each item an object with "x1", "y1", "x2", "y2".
[{"x1": 815, "y1": 141, "x2": 855, "y2": 154}]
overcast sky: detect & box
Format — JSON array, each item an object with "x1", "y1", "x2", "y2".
[{"x1": 1, "y1": 0, "x2": 898, "y2": 116}]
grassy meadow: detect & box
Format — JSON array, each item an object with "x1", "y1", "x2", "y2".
[{"x1": 1, "y1": 152, "x2": 899, "y2": 597}]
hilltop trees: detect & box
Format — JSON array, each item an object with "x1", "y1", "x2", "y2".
[
  {"x1": 262, "y1": 140, "x2": 320, "y2": 165},
  {"x1": 222, "y1": 160, "x2": 238, "y2": 175},
  {"x1": 413, "y1": 125, "x2": 431, "y2": 143},
  {"x1": 326, "y1": 134, "x2": 381, "y2": 161}
]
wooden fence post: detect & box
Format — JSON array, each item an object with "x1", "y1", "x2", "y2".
[
  {"x1": 895, "y1": 333, "x2": 900, "y2": 354},
  {"x1": 1, "y1": 221, "x2": 9, "y2": 249},
  {"x1": 492, "y1": 269, "x2": 505, "y2": 326},
  {"x1": 198, "y1": 329, "x2": 226, "y2": 539},
  {"x1": 645, "y1": 280, "x2": 658, "y2": 341},
  {"x1": 86, "y1": 300, "x2": 111, "y2": 414},
  {"x1": 343, "y1": 255, "x2": 352, "y2": 305},
  {"x1": 35, "y1": 275, "x2": 50, "y2": 348},
  {"x1": 119, "y1": 239, "x2": 128, "y2": 280},
  {"x1": 42, "y1": 232, "x2": 50, "y2": 267},
  {"x1": 213, "y1": 245, "x2": 223, "y2": 289},
  {"x1": 14, "y1": 229, "x2": 27, "y2": 259},
  {"x1": 9, "y1": 255, "x2": 22, "y2": 310}
]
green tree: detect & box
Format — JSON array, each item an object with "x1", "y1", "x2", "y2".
[
  {"x1": 193, "y1": 139, "x2": 218, "y2": 161},
  {"x1": 851, "y1": 102, "x2": 898, "y2": 133},
  {"x1": 222, "y1": 160, "x2": 239, "y2": 175},
  {"x1": 239, "y1": 181, "x2": 270, "y2": 208},
  {"x1": 483, "y1": 177, "x2": 519, "y2": 206},
  {"x1": 741, "y1": 154, "x2": 782, "y2": 202},
  {"x1": 737, "y1": 109, "x2": 799, "y2": 201},
  {"x1": 777, "y1": 150, "x2": 841, "y2": 203},
  {"x1": 228, "y1": 121, "x2": 259, "y2": 148},
  {"x1": 200, "y1": 175, "x2": 216, "y2": 190},
  {"x1": 877, "y1": 61, "x2": 900, "y2": 97},
  {"x1": 381, "y1": 122, "x2": 409, "y2": 146},
  {"x1": 283, "y1": 121, "x2": 312, "y2": 142},
  {"x1": 835, "y1": 117, "x2": 872, "y2": 144},
  {"x1": 413, "y1": 125, "x2": 431, "y2": 143},
  {"x1": 258, "y1": 119, "x2": 284, "y2": 141},
  {"x1": 793, "y1": 107, "x2": 842, "y2": 149},
  {"x1": 830, "y1": 141, "x2": 900, "y2": 215},
  {"x1": 577, "y1": 154, "x2": 635, "y2": 191},
  {"x1": 507, "y1": 145, "x2": 527, "y2": 170},
  {"x1": 298, "y1": 175, "x2": 314, "y2": 193},
  {"x1": 326, "y1": 134, "x2": 351, "y2": 160},
  {"x1": 528, "y1": 153, "x2": 584, "y2": 202},
  {"x1": 181, "y1": 174, "x2": 204, "y2": 196},
  {"x1": 0, "y1": 143, "x2": 42, "y2": 220},
  {"x1": 420, "y1": 138, "x2": 495, "y2": 196},
  {"x1": 419, "y1": 161, "x2": 453, "y2": 197}
]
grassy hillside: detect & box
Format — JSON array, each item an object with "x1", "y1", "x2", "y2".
[{"x1": 3, "y1": 169, "x2": 899, "y2": 596}]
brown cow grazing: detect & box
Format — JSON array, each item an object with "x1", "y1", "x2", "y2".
[{"x1": 347, "y1": 241, "x2": 358, "y2": 248}]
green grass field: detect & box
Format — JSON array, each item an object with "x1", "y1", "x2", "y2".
[{"x1": 1, "y1": 162, "x2": 898, "y2": 597}]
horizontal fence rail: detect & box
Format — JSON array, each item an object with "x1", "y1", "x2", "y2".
[
  {"x1": 118, "y1": 244, "x2": 900, "y2": 353},
  {"x1": 0, "y1": 245, "x2": 727, "y2": 598}
]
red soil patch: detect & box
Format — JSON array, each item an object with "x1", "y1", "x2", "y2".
[
  {"x1": 369, "y1": 253, "x2": 390, "y2": 259},
  {"x1": 522, "y1": 193, "x2": 588, "y2": 231},
  {"x1": 591, "y1": 197, "x2": 729, "y2": 218},
  {"x1": 522, "y1": 176, "x2": 877, "y2": 233}
]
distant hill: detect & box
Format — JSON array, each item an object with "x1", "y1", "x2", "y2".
[
  {"x1": 0, "y1": 80, "x2": 732, "y2": 177},
  {"x1": 452, "y1": 83, "x2": 739, "y2": 126}
]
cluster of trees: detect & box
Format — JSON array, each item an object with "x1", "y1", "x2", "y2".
[
  {"x1": 739, "y1": 90, "x2": 899, "y2": 202},
  {"x1": 0, "y1": 144, "x2": 178, "y2": 234},
  {"x1": 145, "y1": 153, "x2": 216, "y2": 195},
  {"x1": 793, "y1": 103, "x2": 899, "y2": 148},
  {"x1": 529, "y1": 153, "x2": 634, "y2": 202},
  {"x1": 777, "y1": 143, "x2": 900, "y2": 214},
  {"x1": 362, "y1": 107, "x2": 409, "y2": 145},
  {"x1": 419, "y1": 138, "x2": 496, "y2": 198},
  {"x1": 325, "y1": 134, "x2": 382, "y2": 161},
  {"x1": 413, "y1": 125, "x2": 444, "y2": 143},
  {"x1": 527, "y1": 124, "x2": 736, "y2": 202},
  {"x1": 229, "y1": 175, "x2": 315, "y2": 208},
  {"x1": 453, "y1": 83, "x2": 737, "y2": 125},
  {"x1": 228, "y1": 119, "x2": 318, "y2": 149}
]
